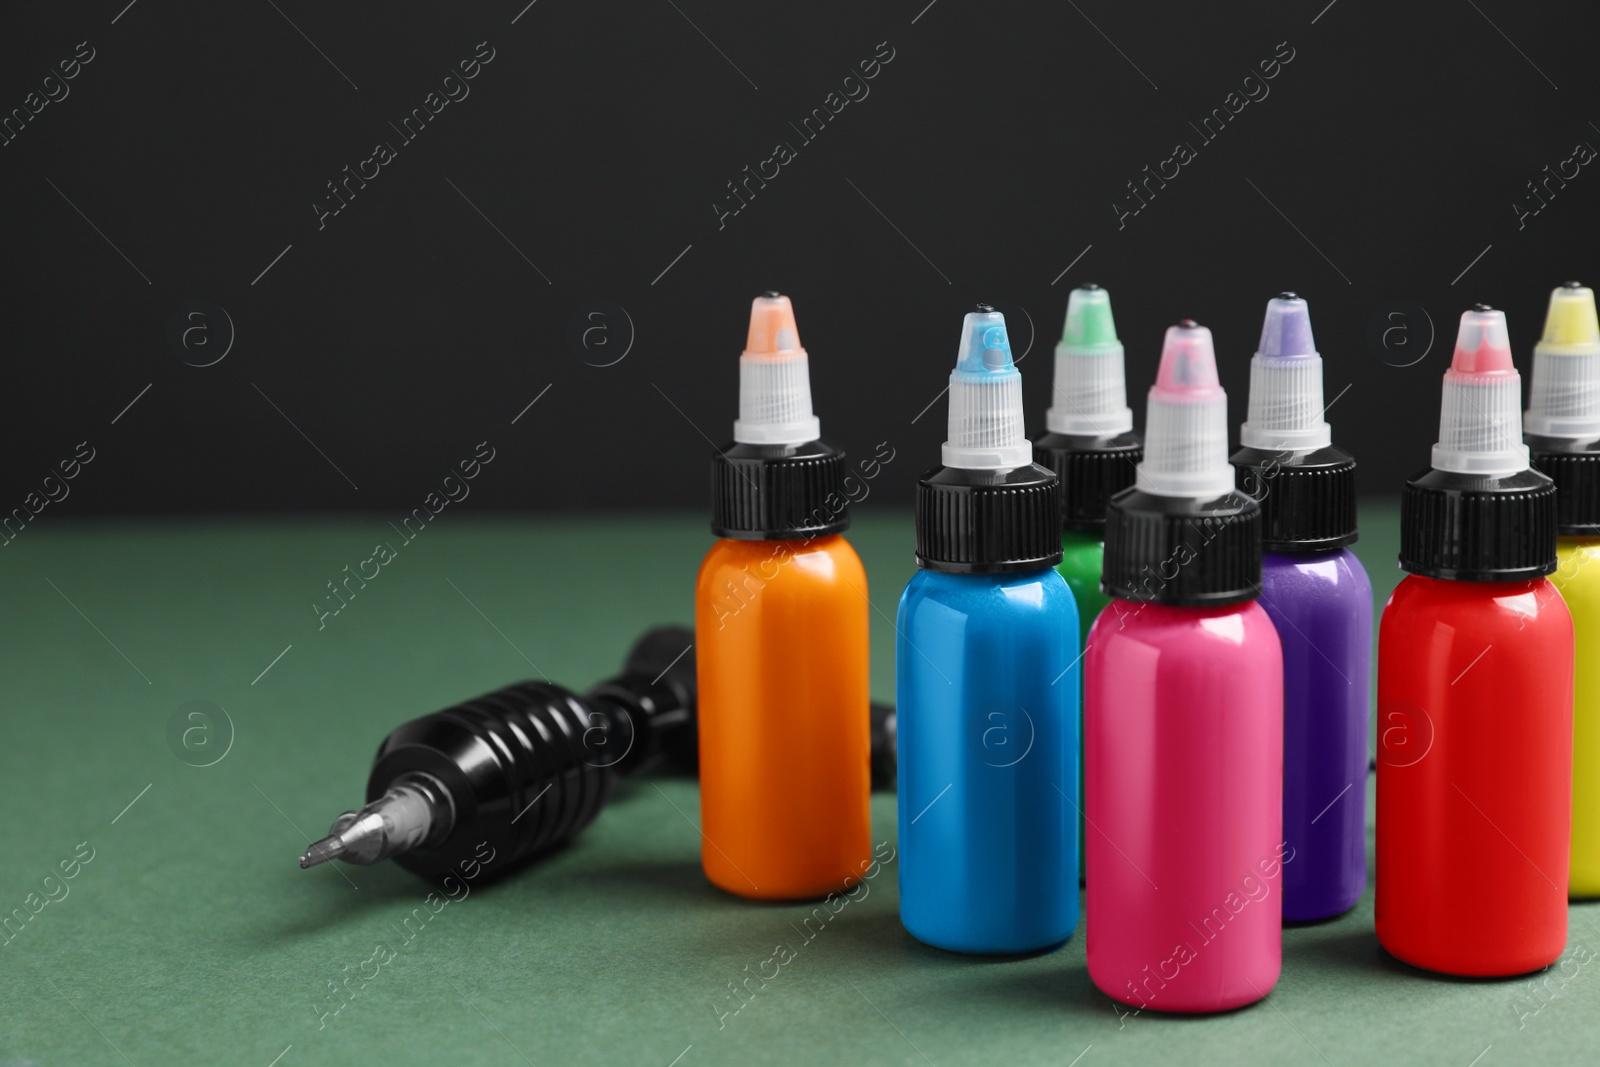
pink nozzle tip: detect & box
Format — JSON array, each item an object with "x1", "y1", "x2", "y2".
[
  {"x1": 745, "y1": 292, "x2": 802, "y2": 356},
  {"x1": 1449, "y1": 305, "x2": 1515, "y2": 377},
  {"x1": 1152, "y1": 320, "x2": 1223, "y2": 401}
]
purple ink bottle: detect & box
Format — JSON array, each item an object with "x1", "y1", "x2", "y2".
[{"x1": 1231, "y1": 293, "x2": 1371, "y2": 921}]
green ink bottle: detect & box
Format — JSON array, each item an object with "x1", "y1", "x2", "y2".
[{"x1": 1034, "y1": 284, "x2": 1142, "y2": 876}]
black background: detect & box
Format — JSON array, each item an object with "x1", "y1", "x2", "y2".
[{"x1": 2, "y1": 1, "x2": 1596, "y2": 517}]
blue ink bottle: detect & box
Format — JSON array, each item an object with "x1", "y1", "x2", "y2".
[{"x1": 896, "y1": 305, "x2": 1079, "y2": 954}]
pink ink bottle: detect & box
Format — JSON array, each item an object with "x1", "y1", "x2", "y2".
[{"x1": 1085, "y1": 320, "x2": 1285, "y2": 1014}]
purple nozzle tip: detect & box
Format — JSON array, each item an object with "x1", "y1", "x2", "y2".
[{"x1": 1258, "y1": 294, "x2": 1316, "y2": 361}]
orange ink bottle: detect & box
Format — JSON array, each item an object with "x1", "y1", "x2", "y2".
[{"x1": 695, "y1": 292, "x2": 871, "y2": 899}]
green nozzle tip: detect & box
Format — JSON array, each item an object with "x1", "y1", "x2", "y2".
[{"x1": 1061, "y1": 285, "x2": 1119, "y2": 351}]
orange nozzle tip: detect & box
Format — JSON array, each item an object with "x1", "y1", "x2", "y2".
[{"x1": 745, "y1": 292, "x2": 802, "y2": 355}]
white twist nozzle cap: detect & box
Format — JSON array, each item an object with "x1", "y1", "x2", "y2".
[
  {"x1": 1525, "y1": 282, "x2": 1600, "y2": 439},
  {"x1": 941, "y1": 306, "x2": 1033, "y2": 470},
  {"x1": 733, "y1": 293, "x2": 822, "y2": 446},
  {"x1": 1239, "y1": 292, "x2": 1333, "y2": 452},
  {"x1": 1136, "y1": 320, "x2": 1236, "y2": 498},
  {"x1": 1046, "y1": 284, "x2": 1134, "y2": 436},
  {"x1": 1432, "y1": 305, "x2": 1529, "y2": 476}
]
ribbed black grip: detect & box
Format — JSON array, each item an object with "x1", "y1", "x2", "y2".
[
  {"x1": 711, "y1": 440, "x2": 850, "y2": 539},
  {"x1": 915, "y1": 463, "x2": 1063, "y2": 573},
  {"x1": 1102, "y1": 488, "x2": 1262, "y2": 605},
  {"x1": 371, "y1": 681, "x2": 615, "y2": 881},
  {"x1": 1399, "y1": 467, "x2": 1557, "y2": 581},
  {"x1": 1034, "y1": 430, "x2": 1142, "y2": 531},
  {"x1": 463, "y1": 684, "x2": 613, "y2": 855},
  {"x1": 1231, "y1": 444, "x2": 1358, "y2": 551},
  {"x1": 1529, "y1": 438, "x2": 1600, "y2": 534}
]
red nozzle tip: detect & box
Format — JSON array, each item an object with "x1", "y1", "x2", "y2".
[
  {"x1": 1450, "y1": 306, "x2": 1514, "y2": 376},
  {"x1": 1153, "y1": 320, "x2": 1222, "y2": 400}
]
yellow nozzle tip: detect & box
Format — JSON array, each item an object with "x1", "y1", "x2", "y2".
[
  {"x1": 1542, "y1": 284, "x2": 1600, "y2": 348},
  {"x1": 745, "y1": 293, "x2": 802, "y2": 355}
]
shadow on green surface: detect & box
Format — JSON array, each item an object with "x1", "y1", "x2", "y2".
[
  {"x1": 260, "y1": 843, "x2": 555, "y2": 943},
  {"x1": 958, "y1": 949, "x2": 1284, "y2": 1024},
  {"x1": 1283, "y1": 903, "x2": 1362, "y2": 929},
  {"x1": 958, "y1": 953, "x2": 1096, "y2": 1008},
  {"x1": 1289, "y1": 924, "x2": 1540, "y2": 986},
  {"x1": 567, "y1": 858, "x2": 731, "y2": 907}
]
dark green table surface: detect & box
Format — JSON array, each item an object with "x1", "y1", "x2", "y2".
[{"x1": 3, "y1": 506, "x2": 1596, "y2": 1066}]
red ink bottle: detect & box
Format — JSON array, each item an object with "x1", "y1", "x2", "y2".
[{"x1": 1376, "y1": 305, "x2": 1573, "y2": 976}]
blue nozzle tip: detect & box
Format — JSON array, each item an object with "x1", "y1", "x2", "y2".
[{"x1": 956, "y1": 309, "x2": 1014, "y2": 374}]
